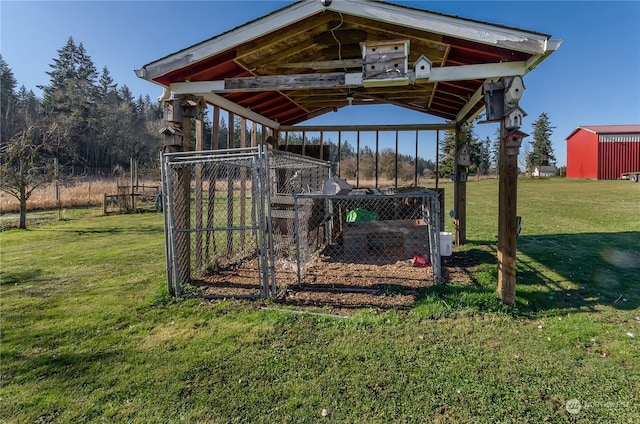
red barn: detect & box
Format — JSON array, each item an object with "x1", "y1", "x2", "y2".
[{"x1": 566, "y1": 125, "x2": 640, "y2": 179}]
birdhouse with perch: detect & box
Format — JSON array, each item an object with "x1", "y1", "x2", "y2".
[{"x1": 504, "y1": 105, "x2": 527, "y2": 130}]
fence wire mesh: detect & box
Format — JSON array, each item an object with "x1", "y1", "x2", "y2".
[
  {"x1": 289, "y1": 190, "x2": 442, "y2": 294},
  {"x1": 161, "y1": 146, "x2": 441, "y2": 301}
]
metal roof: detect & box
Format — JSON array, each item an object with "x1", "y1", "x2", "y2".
[
  {"x1": 136, "y1": 0, "x2": 560, "y2": 127},
  {"x1": 566, "y1": 125, "x2": 640, "y2": 140}
]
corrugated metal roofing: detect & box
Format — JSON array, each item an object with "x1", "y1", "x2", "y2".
[{"x1": 566, "y1": 125, "x2": 640, "y2": 140}]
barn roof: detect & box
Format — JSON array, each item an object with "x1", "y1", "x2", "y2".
[
  {"x1": 566, "y1": 125, "x2": 640, "y2": 140},
  {"x1": 135, "y1": 0, "x2": 560, "y2": 127}
]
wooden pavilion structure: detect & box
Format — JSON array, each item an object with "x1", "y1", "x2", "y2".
[{"x1": 135, "y1": 0, "x2": 560, "y2": 304}]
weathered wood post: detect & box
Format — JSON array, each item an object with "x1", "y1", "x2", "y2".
[
  {"x1": 496, "y1": 76, "x2": 527, "y2": 305},
  {"x1": 160, "y1": 96, "x2": 191, "y2": 292},
  {"x1": 205, "y1": 105, "x2": 221, "y2": 261},
  {"x1": 226, "y1": 111, "x2": 235, "y2": 258},
  {"x1": 453, "y1": 122, "x2": 468, "y2": 245},
  {"x1": 497, "y1": 127, "x2": 525, "y2": 304},
  {"x1": 240, "y1": 117, "x2": 247, "y2": 249},
  {"x1": 193, "y1": 97, "x2": 206, "y2": 273}
]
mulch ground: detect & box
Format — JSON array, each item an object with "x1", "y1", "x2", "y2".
[{"x1": 194, "y1": 253, "x2": 473, "y2": 313}]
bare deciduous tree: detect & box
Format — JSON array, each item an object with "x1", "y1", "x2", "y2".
[{"x1": 1, "y1": 117, "x2": 70, "y2": 228}]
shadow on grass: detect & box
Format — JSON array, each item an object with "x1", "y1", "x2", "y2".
[
  {"x1": 0, "y1": 268, "x2": 45, "y2": 286},
  {"x1": 415, "y1": 231, "x2": 639, "y2": 318},
  {"x1": 5, "y1": 348, "x2": 118, "y2": 383},
  {"x1": 517, "y1": 231, "x2": 639, "y2": 312}
]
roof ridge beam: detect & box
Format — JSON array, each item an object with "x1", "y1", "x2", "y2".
[{"x1": 169, "y1": 62, "x2": 527, "y2": 94}]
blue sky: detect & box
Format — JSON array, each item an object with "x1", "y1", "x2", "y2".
[{"x1": 1, "y1": 1, "x2": 639, "y2": 166}]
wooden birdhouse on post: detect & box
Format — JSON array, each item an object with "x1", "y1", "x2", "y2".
[
  {"x1": 503, "y1": 129, "x2": 528, "y2": 156},
  {"x1": 160, "y1": 125, "x2": 184, "y2": 150},
  {"x1": 483, "y1": 80, "x2": 505, "y2": 122},
  {"x1": 504, "y1": 75, "x2": 525, "y2": 105},
  {"x1": 504, "y1": 105, "x2": 527, "y2": 130}
]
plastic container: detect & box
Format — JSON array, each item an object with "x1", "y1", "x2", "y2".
[
  {"x1": 439, "y1": 232, "x2": 453, "y2": 256},
  {"x1": 346, "y1": 208, "x2": 379, "y2": 223}
]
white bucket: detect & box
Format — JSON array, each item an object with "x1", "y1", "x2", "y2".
[{"x1": 440, "y1": 232, "x2": 453, "y2": 256}]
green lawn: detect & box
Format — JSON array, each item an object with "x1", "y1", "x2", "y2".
[{"x1": 1, "y1": 178, "x2": 639, "y2": 423}]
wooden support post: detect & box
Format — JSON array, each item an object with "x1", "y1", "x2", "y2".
[
  {"x1": 227, "y1": 111, "x2": 235, "y2": 258},
  {"x1": 375, "y1": 131, "x2": 379, "y2": 189},
  {"x1": 240, "y1": 117, "x2": 247, "y2": 249},
  {"x1": 252, "y1": 121, "x2": 257, "y2": 148},
  {"x1": 175, "y1": 98, "x2": 192, "y2": 290},
  {"x1": 337, "y1": 132, "x2": 342, "y2": 177},
  {"x1": 205, "y1": 105, "x2": 220, "y2": 260},
  {"x1": 356, "y1": 131, "x2": 360, "y2": 188},
  {"x1": 497, "y1": 120, "x2": 520, "y2": 305},
  {"x1": 454, "y1": 123, "x2": 467, "y2": 245},
  {"x1": 302, "y1": 131, "x2": 306, "y2": 156},
  {"x1": 414, "y1": 130, "x2": 419, "y2": 187},
  {"x1": 395, "y1": 131, "x2": 399, "y2": 189},
  {"x1": 195, "y1": 100, "x2": 204, "y2": 272}
]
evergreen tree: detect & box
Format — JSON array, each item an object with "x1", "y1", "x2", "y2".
[
  {"x1": 40, "y1": 37, "x2": 101, "y2": 173},
  {"x1": 98, "y1": 66, "x2": 118, "y2": 104},
  {"x1": 464, "y1": 123, "x2": 481, "y2": 175},
  {"x1": 479, "y1": 136, "x2": 492, "y2": 175},
  {"x1": 490, "y1": 128, "x2": 501, "y2": 175},
  {"x1": 527, "y1": 112, "x2": 556, "y2": 171},
  {"x1": 0, "y1": 55, "x2": 18, "y2": 144},
  {"x1": 438, "y1": 128, "x2": 456, "y2": 177}
]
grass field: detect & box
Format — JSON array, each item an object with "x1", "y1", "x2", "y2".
[{"x1": 1, "y1": 178, "x2": 639, "y2": 423}]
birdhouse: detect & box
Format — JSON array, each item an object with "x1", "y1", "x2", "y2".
[
  {"x1": 504, "y1": 75, "x2": 525, "y2": 105},
  {"x1": 503, "y1": 129, "x2": 528, "y2": 155},
  {"x1": 181, "y1": 96, "x2": 206, "y2": 118},
  {"x1": 483, "y1": 80, "x2": 505, "y2": 122},
  {"x1": 159, "y1": 125, "x2": 184, "y2": 148},
  {"x1": 414, "y1": 55, "x2": 432, "y2": 80},
  {"x1": 457, "y1": 144, "x2": 471, "y2": 166},
  {"x1": 361, "y1": 39, "x2": 410, "y2": 87},
  {"x1": 504, "y1": 105, "x2": 527, "y2": 130},
  {"x1": 163, "y1": 99, "x2": 183, "y2": 123}
]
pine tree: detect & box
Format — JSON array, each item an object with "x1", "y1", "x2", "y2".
[
  {"x1": 479, "y1": 136, "x2": 492, "y2": 175},
  {"x1": 40, "y1": 37, "x2": 101, "y2": 173},
  {"x1": 438, "y1": 128, "x2": 456, "y2": 177},
  {"x1": 0, "y1": 55, "x2": 18, "y2": 144},
  {"x1": 527, "y1": 112, "x2": 556, "y2": 170},
  {"x1": 490, "y1": 128, "x2": 501, "y2": 175}
]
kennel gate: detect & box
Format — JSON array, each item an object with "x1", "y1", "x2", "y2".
[{"x1": 160, "y1": 146, "x2": 331, "y2": 298}]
